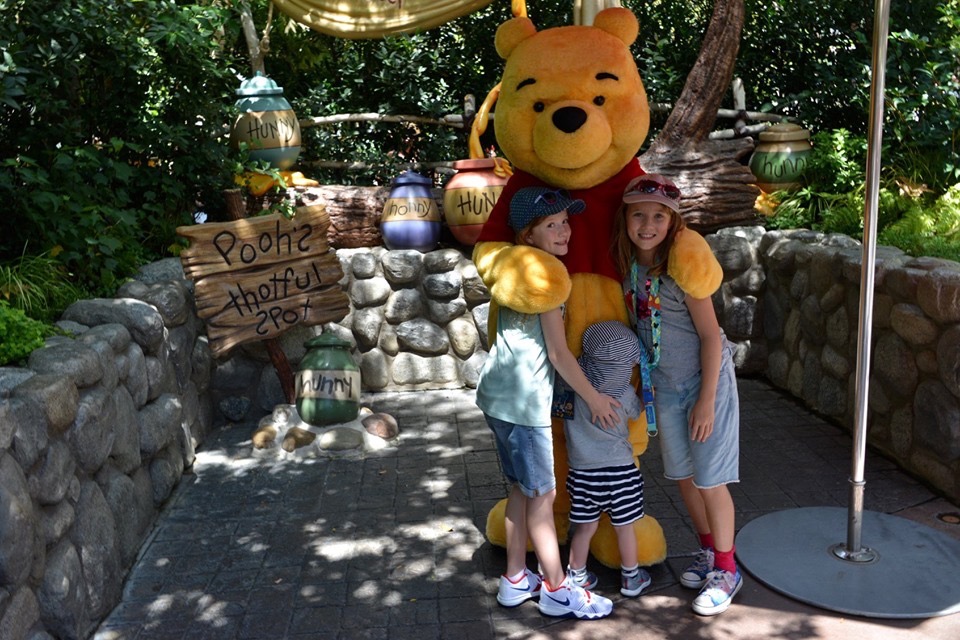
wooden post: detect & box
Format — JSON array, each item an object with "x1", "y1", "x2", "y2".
[{"x1": 222, "y1": 188, "x2": 296, "y2": 404}]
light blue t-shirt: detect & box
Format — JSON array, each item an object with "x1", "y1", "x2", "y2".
[{"x1": 475, "y1": 306, "x2": 554, "y2": 427}]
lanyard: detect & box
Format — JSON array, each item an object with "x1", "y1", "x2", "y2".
[{"x1": 630, "y1": 262, "x2": 661, "y2": 436}]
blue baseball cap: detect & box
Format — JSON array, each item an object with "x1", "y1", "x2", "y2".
[{"x1": 508, "y1": 187, "x2": 586, "y2": 232}]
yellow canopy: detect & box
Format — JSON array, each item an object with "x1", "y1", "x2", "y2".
[{"x1": 271, "y1": 0, "x2": 497, "y2": 38}]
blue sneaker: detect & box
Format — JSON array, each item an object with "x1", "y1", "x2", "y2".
[
  {"x1": 692, "y1": 569, "x2": 742, "y2": 616},
  {"x1": 538, "y1": 576, "x2": 613, "y2": 619},
  {"x1": 621, "y1": 567, "x2": 652, "y2": 597},
  {"x1": 680, "y1": 547, "x2": 714, "y2": 589},
  {"x1": 497, "y1": 568, "x2": 542, "y2": 607}
]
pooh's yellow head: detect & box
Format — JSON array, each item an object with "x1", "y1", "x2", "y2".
[{"x1": 493, "y1": 8, "x2": 649, "y2": 191}]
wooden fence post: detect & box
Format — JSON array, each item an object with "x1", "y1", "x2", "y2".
[{"x1": 222, "y1": 188, "x2": 296, "y2": 404}]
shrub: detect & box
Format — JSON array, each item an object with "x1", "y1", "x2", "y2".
[
  {"x1": 879, "y1": 183, "x2": 960, "y2": 261},
  {"x1": 0, "y1": 0, "x2": 243, "y2": 295},
  {"x1": 0, "y1": 249, "x2": 86, "y2": 323},
  {"x1": 0, "y1": 300, "x2": 48, "y2": 366}
]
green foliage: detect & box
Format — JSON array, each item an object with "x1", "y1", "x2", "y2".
[
  {"x1": 277, "y1": 3, "x2": 516, "y2": 185},
  {"x1": 0, "y1": 300, "x2": 48, "y2": 366},
  {"x1": 0, "y1": 249, "x2": 85, "y2": 323},
  {"x1": 626, "y1": 1, "x2": 960, "y2": 189},
  {"x1": 769, "y1": 129, "x2": 957, "y2": 260},
  {"x1": 2, "y1": 0, "x2": 959, "y2": 311},
  {"x1": 734, "y1": 0, "x2": 871, "y2": 131},
  {"x1": 883, "y1": 1, "x2": 960, "y2": 189},
  {"x1": 879, "y1": 183, "x2": 960, "y2": 261},
  {"x1": 804, "y1": 130, "x2": 870, "y2": 194},
  {"x1": 0, "y1": 0, "x2": 244, "y2": 294}
]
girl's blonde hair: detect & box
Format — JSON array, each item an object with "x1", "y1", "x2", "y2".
[{"x1": 612, "y1": 201, "x2": 687, "y2": 277}]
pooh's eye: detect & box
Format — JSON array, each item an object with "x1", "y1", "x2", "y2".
[
  {"x1": 534, "y1": 102, "x2": 545, "y2": 113},
  {"x1": 594, "y1": 96, "x2": 605, "y2": 107}
]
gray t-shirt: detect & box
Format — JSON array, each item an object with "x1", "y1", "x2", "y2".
[
  {"x1": 563, "y1": 320, "x2": 642, "y2": 470},
  {"x1": 625, "y1": 266, "x2": 729, "y2": 389}
]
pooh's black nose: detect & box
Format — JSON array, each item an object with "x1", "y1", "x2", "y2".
[{"x1": 553, "y1": 106, "x2": 587, "y2": 134}]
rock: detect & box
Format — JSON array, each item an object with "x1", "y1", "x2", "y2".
[
  {"x1": 62, "y1": 298, "x2": 166, "y2": 356},
  {"x1": 317, "y1": 426, "x2": 364, "y2": 451},
  {"x1": 252, "y1": 425, "x2": 278, "y2": 449},
  {"x1": 362, "y1": 413, "x2": 399, "y2": 439},
  {"x1": 281, "y1": 426, "x2": 316, "y2": 451}
]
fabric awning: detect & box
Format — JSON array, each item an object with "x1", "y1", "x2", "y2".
[{"x1": 271, "y1": 0, "x2": 496, "y2": 38}]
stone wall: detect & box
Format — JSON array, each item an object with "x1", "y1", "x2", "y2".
[
  {"x1": 708, "y1": 226, "x2": 960, "y2": 501},
  {"x1": 0, "y1": 260, "x2": 212, "y2": 640},
  {"x1": 208, "y1": 246, "x2": 491, "y2": 425}
]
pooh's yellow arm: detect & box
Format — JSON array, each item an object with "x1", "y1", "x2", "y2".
[
  {"x1": 668, "y1": 228, "x2": 723, "y2": 299},
  {"x1": 472, "y1": 241, "x2": 572, "y2": 314}
]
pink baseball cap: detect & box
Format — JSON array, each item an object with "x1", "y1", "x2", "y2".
[{"x1": 622, "y1": 173, "x2": 682, "y2": 212}]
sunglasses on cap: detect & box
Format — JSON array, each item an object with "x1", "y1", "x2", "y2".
[
  {"x1": 534, "y1": 189, "x2": 572, "y2": 206},
  {"x1": 629, "y1": 180, "x2": 681, "y2": 200}
]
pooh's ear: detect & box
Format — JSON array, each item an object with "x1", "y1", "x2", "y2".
[
  {"x1": 495, "y1": 17, "x2": 538, "y2": 59},
  {"x1": 593, "y1": 7, "x2": 639, "y2": 47}
]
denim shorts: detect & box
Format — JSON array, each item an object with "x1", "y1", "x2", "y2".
[
  {"x1": 655, "y1": 357, "x2": 740, "y2": 488},
  {"x1": 485, "y1": 414, "x2": 556, "y2": 498}
]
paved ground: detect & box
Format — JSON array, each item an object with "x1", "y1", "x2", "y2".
[{"x1": 93, "y1": 377, "x2": 960, "y2": 640}]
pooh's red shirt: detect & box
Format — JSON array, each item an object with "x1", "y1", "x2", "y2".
[{"x1": 477, "y1": 159, "x2": 644, "y2": 282}]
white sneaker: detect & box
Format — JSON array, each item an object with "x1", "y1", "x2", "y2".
[
  {"x1": 496, "y1": 568, "x2": 542, "y2": 607},
  {"x1": 538, "y1": 576, "x2": 613, "y2": 619},
  {"x1": 692, "y1": 569, "x2": 742, "y2": 616}
]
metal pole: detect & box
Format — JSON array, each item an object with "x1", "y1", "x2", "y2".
[{"x1": 832, "y1": 0, "x2": 892, "y2": 563}]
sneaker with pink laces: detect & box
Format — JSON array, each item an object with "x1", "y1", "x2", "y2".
[{"x1": 692, "y1": 569, "x2": 742, "y2": 616}]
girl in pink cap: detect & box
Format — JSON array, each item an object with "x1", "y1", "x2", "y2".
[{"x1": 612, "y1": 174, "x2": 743, "y2": 616}]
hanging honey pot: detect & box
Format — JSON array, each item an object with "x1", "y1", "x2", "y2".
[{"x1": 229, "y1": 72, "x2": 301, "y2": 170}]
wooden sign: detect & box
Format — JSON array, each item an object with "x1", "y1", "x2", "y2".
[{"x1": 177, "y1": 204, "x2": 349, "y2": 357}]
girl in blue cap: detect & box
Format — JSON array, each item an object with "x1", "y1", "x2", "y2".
[{"x1": 477, "y1": 186, "x2": 619, "y2": 620}]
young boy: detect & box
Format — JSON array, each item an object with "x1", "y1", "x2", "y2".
[{"x1": 562, "y1": 320, "x2": 652, "y2": 597}]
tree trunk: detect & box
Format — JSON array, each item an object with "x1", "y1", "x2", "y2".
[
  {"x1": 640, "y1": 0, "x2": 760, "y2": 230},
  {"x1": 239, "y1": 0, "x2": 268, "y2": 76},
  {"x1": 648, "y1": 0, "x2": 745, "y2": 149}
]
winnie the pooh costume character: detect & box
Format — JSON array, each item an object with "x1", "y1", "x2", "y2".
[{"x1": 474, "y1": 7, "x2": 722, "y2": 568}]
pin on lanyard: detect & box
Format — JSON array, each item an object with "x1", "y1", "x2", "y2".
[
  {"x1": 638, "y1": 343, "x2": 658, "y2": 437},
  {"x1": 631, "y1": 262, "x2": 661, "y2": 436}
]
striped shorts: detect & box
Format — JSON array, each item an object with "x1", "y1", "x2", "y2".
[{"x1": 566, "y1": 464, "x2": 645, "y2": 527}]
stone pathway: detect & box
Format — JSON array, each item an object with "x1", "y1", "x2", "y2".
[{"x1": 92, "y1": 378, "x2": 960, "y2": 639}]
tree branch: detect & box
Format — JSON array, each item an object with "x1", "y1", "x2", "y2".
[
  {"x1": 650, "y1": 0, "x2": 745, "y2": 151},
  {"x1": 238, "y1": 0, "x2": 265, "y2": 76}
]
